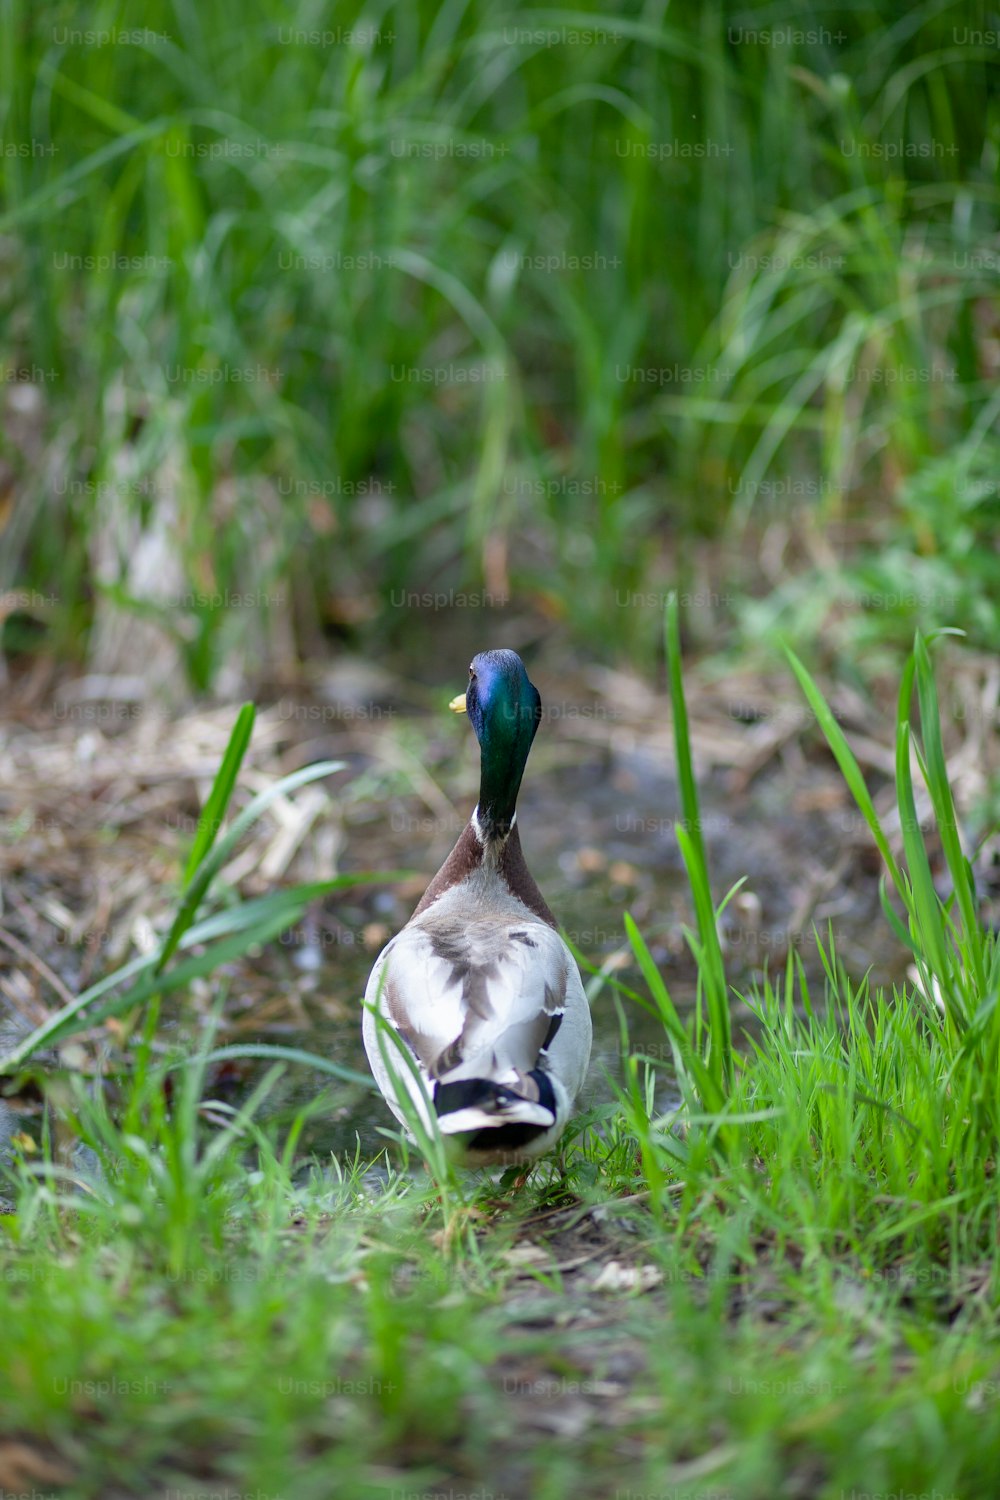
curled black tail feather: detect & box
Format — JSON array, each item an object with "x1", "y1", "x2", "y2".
[{"x1": 433, "y1": 1070, "x2": 556, "y2": 1123}]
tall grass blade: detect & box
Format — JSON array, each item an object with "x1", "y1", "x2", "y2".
[
  {"x1": 665, "y1": 592, "x2": 733, "y2": 1092},
  {"x1": 156, "y1": 759, "x2": 345, "y2": 976},
  {"x1": 912, "y1": 633, "x2": 985, "y2": 995},
  {"x1": 183, "y1": 701, "x2": 256, "y2": 885},
  {"x1": 785, "y1": 646, "x2": 903, "y2": 891},
  {"x1": 167, "y1": 1045, "x2": 374, "y2": 1091}
]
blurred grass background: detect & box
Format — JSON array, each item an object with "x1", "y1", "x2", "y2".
[{"x1": 0, "y1": 0, "x2": 997, "y2": 689}]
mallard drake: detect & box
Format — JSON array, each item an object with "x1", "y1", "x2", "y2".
[{"x1": 362, "y1": 649, "x2": 592, "y2": 1167}]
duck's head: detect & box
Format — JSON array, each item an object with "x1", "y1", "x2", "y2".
[{"x1": 450, "y1": 649, "x2": 542, "y2": 842}]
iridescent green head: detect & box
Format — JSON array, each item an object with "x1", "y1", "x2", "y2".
[{"x1": 451, "y1": 649, "x2": 542, "y2": 841}]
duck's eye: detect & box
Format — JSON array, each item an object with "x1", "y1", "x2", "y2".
[{"x1": 468, "y1": 665, "x2": 476, "y2": 679}]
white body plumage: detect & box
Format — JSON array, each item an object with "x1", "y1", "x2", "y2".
[{"x1": 363, "y1": 858, "x2": 592, "y2": 1166}]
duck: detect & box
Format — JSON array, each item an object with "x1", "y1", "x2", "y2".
[{"x1": 362, "y1": 648, "x2": 593, "y2": 1167}]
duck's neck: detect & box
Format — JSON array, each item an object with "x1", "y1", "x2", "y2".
[
  {"x1": 491, "y1": 820, "x2": 557, "y2": 927},
  {"x1": 476, "y1": 739, "x2": 528, "y2": 842},
  {"x1": 411, "y1": 819, "x2": 557, "y2": 928},
  {"x1": 471, "y1": 803, "x2": 515, "y2": 855}
]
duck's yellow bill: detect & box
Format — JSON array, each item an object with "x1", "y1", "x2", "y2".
[{"x1": 448, "y1": 693, "x2": 467, "y2": 714}]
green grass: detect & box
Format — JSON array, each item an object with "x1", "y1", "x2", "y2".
[
  {"x1": 1, "y1": 0, "x2": 997, "y2": 677},
  {"x1": 2, "y1": 603, "x2": 999, "y2": 1495}
]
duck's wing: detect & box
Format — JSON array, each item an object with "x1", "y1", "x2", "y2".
[{"x1": 367, "y1": 917, "x2": 571, "y2": 1098}]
